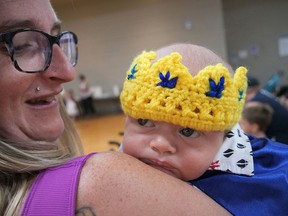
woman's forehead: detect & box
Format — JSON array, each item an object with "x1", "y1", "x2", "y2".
[{"x1": 0, "y1": 0, "x2": 59, "y2": 32}]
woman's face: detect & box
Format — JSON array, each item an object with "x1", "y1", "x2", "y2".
[{"x1": 0, "y1": 0, "x2": 76, "y2": 141}]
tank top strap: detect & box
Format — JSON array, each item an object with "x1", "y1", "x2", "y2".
[{"x1": 21, "y1": 153, "x2": 96, "y2": 216}]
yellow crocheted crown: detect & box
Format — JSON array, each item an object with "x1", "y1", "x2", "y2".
[{"x1": 120, "y1": 51, "x2": 248, "y2": 131}]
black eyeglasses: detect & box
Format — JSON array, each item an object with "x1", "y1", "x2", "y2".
[{"x1": 0, "y1": 29, "x2": 78, "y2": 73}]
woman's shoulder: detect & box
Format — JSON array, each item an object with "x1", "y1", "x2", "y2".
[
  {"x1": 77, "y1": 151, "x2": 231, "y2": 215},
  {"x1": 83, "y1": 151, "x2": 136, "y2": 168},
  {"x1": 79, "y1": 151, "x2": 147, "y2": 187},
  {"x1": 77, "y1": 151, "x2": 153, "y2": 215}
]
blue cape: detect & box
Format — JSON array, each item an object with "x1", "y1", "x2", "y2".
[{"x1": 191, "y1": 136, "x2": 288, "y2": 215}]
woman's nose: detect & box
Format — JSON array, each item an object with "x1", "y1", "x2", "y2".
[
  {"x1": 43, "y1": 45, "x2": 76, "y2": 83},
  {"x1": 149, "y1": 136, "x2": 176, "y2": 155}
]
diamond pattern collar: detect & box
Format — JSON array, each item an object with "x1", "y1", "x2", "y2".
[{"x1": 208, "y1": 124, "x2": 254, "y2": 176}]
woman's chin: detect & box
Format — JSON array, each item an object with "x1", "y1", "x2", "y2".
[{"x1": 33, "y1": 121, "x2": 65, "y2": 142}]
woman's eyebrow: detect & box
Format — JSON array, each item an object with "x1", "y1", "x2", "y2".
[
  {"x1": 0, "y1": 19, "x2": 62, "y2": 34},
  {"x1": 51, "y1": 21, "x2": 62, "y2": 34},
  {"x1": 0, "y1": 19, "x2": 37, "y2": 32}
]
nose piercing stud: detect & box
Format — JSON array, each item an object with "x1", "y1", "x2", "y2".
[{"x1": 36, "y1": 87, "x2": 41, "y2": 92}]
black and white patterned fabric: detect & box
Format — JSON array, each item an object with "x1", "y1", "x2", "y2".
[{"x1": 208, "y1": 124, "x2": 254, "y2": 176}]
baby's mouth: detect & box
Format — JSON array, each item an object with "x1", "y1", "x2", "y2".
[{"x1": 140, "y1": 158, "x2": 176, "y2": 177}]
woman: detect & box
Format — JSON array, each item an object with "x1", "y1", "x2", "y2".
[{"x1": 0, "y1": 1, "x2": 230, "y2": 215}]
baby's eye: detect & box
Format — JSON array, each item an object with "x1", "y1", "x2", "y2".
[
  {"x1": 137, "y1": 119, "x2": 154, "y2": 127},
  {"x1": 179, "y1": 128, "x2": 199, "y2": 138}
]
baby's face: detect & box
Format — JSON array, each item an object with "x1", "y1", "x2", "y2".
[{"x1": 122, "y1": 116, "x2": 225, "y2": 181}]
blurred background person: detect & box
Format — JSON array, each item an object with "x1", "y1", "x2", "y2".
[
  {"x1": 262, "y1": 71, "x2": 283, "y2": 95},
  {"x1": 63, "y1": 89, "x2": 80, "y2": 119},
  {"x1": 78, "y1": 74, "x2": 96, "y2": 117},
  {"x1": 276, "y1": 85, "x2": 288, "y2": 110},
  {"x1": 240, "y1": 101, "x2": 273, "y2": 138},
  {"x1": 246, "y1": 75, "x2": 288, "y2": 144}
]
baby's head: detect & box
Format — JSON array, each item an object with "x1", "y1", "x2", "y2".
[
  {"x1": 155, "y1": 43, "x2": 233, "y2": 76},
  {"x1": 120, "y1": 43, "x2": 248, "y2": 180},
  {"x1": 121, "y1": 43, "x2": 247, "y2": 131}
]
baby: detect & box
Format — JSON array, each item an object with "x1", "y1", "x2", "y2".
[
  {"x1": 120, "y1": 44, "x2": 288, "y2": 216},
  {"x1": 118, "y1": 44, "x2": 288, "y2": 215},
  {"x1": 119, "y1": 43, "x2": 253, "y2": 181}
]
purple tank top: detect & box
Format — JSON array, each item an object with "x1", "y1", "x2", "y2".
[{"x1": 21, "y1": 153, "x2": 96, "y2": 216}]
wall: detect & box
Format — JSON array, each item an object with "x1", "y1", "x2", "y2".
[
  {"x1": 223, "y1": 0, "x2": 288, "y2": 86},
  {"x1": 51, "y1": 0, "x2": 226, "y2": 97}
]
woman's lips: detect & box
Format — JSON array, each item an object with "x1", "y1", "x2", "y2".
[
  {"x1": 26, "y1": 89, "x2": 63, "y2": 106},
  {"x1": 26, "y1": 96, "x2": 56, "y2": 105}
]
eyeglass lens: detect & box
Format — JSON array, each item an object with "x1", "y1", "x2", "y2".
[
  {"x1": 11, "y1": 31, "x2": 77, "y2": 72},
  {"x1": 60, "y1": 33, "x2": 77, "y2": 67}
]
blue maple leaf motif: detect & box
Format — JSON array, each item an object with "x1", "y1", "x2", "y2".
[
  {"x1": 157, "y1": 71, "x2": 178, "y2": 89},
  {"x1": 238, "y1": 90, "x2": 244, "y2": 101},
  {"x1": 205, "y1": 76, "x2": 225, "y2": 98},
  {"x1": 127, "y1": 64, "x2": 138, "y2": 80}
]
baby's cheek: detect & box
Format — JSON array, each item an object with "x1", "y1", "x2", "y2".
[{"x1": 121, "y1": 138, "x2": 135, "y2": 154}]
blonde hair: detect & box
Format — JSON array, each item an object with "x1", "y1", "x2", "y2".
[{"x1": 0, "y1": 99, "x2": 83, "y2": 216}]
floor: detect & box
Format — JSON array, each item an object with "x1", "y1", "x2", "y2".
[{"x1": 74, "y1": 113, "x2": 125, "y2": 154}]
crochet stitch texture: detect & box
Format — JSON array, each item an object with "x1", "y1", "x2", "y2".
[{"x1": 120, "y1": 51, "x2": 248, "y2": 131}]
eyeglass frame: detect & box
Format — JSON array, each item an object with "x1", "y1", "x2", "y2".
[{"x1": 0, "y1": 28, "x2": 78, "y2": 73}]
